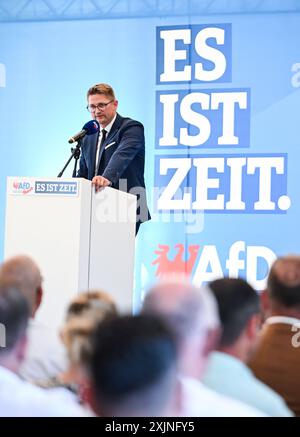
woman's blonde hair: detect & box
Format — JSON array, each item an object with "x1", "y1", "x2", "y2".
[{"x1": 61, "y1": 290, "x2": 118, "y2": 366}]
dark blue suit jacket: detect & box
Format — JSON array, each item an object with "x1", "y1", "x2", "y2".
[{"x1": 77, "y1": 113, "x2": 150, "y2": 224}]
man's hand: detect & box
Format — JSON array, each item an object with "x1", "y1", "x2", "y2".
[{"x1": 92, "y1": 176, "x2": 112, "y2": 192}]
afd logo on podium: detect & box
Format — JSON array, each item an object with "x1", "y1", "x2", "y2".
[{"x1": 11, "y1": 180, "x2": 34, "y2": 195}]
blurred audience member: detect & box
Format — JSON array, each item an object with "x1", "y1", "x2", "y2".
[
  {"x1": 249, "y1": 255, "x2": 300, "y2": 416},
  {"x1": 88, "y1": 314, "x2": 179, "y2": 417},
  {"x1": 36, "y1": 290, "x2": 118, "y2": 406},
  {"x1": 0, "y1": 281, "x2": 85, "y2": 416},
  {"x1": 142, "y1": 280, "x2": 266, "y2": 416},
  {"x1": 0, "y1": 255, "x2": 67, "y2": 381},
  {"x1": 203, "y1": 277, "x2": 293, "y2": 416}
]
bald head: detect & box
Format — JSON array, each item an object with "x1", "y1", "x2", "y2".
[
  {"x1": 268, "y1": 255, "x2": 300, "y2": 311},
  {"x1": 142, "y1": 280, "x2": 219, "y2": 345},
  {"x1": 0, "y1": 255, "x2": 43, "y2": 317}
]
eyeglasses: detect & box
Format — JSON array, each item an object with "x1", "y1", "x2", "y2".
[{"x1": 86, "y1": 100, "x2": 114, "y2": 112}]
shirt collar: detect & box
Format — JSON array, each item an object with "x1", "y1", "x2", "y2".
[{"x1": 265, "y1": 315, "x2": 300, "y2": 326}]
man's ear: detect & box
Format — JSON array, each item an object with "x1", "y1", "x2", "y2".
[
  {"x1": 32, "y1": 285, "x2": 43, "y2": 317},
  {"x1": 260, "y1": 289, "x2": 270, "y2": 320},
  {"x1": 36, "y1": 285, "x2": 43, "y2": 308},
  {"x1": 202, "y1": 327, "x2": 221, "y2": 357},
  {"x1": 15, "y1": 333, "x2": 28, "y2": 364},
  {"x1": 246, "y1": 313, "x2": 260, "y2": 341}
]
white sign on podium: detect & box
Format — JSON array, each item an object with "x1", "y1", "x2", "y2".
[{"x1": 4, "y1": 177, "x2": 136, "y2": 329}]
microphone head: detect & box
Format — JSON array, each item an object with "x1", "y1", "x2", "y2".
[
  {"x1": 82, "y1": 119, "x2": 100, "y2": 135},
  {"x1": 68, "y1": 120, "x2": 100, "y2": 144}
]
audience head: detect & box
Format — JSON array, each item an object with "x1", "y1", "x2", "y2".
[
  {"x1": 142, "y1": 279, "x2": 220, "y2": 378},
  {"x1": 89, "y1": 314, "x2": 178, "y2": 417},
  {"x1": 0, "y1": 280, "x2": 30, "y2": 371},
  {"x1": 264, "y1": 255, "x2": 300, "y2": 317},
  {"x1": 61, "y1": 290, "x2": 118, "y2": 369},
  {"x1": 208, "y1": 277, "x2": 260, "y2": 361},
  {"x1": 65, "y1": 290, "x2": 117, "y2": 322},
  {"x1": 0, "y1": 255, "x2": 43, "y2": 317}
]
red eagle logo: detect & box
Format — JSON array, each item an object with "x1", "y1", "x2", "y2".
[{"x1": 152, "y1": 244, "x2": 200, "y2": 278}]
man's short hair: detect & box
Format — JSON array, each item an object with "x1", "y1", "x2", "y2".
[
  {"x1": 87, "y1": 83, "x2": 115, "y2": 100},
  {"x1": 0, "y1": 281, "x2": 30, "y2": 354},
  {"x1": 267, "y1": 256, "x2": 300, "y2": 309},
  {"x1": 90, "y1": 314, "x2": 177, "y2": 416},
  {"x1": 208, "y1": 278, "x2": 260, "y2": 347}
]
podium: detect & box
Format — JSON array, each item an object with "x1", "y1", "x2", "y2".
[{"x1": 4, "y1": 177, "x2": 137, "y2": 329}]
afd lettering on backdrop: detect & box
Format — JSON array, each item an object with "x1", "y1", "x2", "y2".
[
  {"x1": 154, "y1": 153, "x2": 289, "y2": 213},
  {"x1": 152, "y1": 241, "x2": 277, "y2": 291},
  {"x1": 35, "y1": 181, "x2": 78, "y2": 195}
]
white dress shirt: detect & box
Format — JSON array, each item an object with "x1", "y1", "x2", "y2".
[
  {"x1": 19, "y1": 318, "x2": 68, "y2": 382},
  {"x1": 94, "y1": 114, "x2": 117, "y2": 175},
  {"x1": 0, "y1": 365, "x2": 87, "y2": 417},
  {"x1": 180, "y1": 376, "x2": 268, "y2": 417}
]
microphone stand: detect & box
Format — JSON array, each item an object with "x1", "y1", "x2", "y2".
[{"x1": 57, "y1": 140, "x2": 82, "y2": 178}]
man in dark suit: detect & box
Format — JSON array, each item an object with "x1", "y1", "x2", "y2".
[{"x1": 77, "y1": 83, "x2": 150, "y2": 234}]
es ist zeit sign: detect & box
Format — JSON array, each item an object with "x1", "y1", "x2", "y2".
[{"x1": 35, "y1": 181, "x2": 78, "y2": 195}]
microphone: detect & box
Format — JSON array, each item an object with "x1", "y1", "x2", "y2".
[{"x1": 68, "y1": 120, "x2": 99, "y2": 144}]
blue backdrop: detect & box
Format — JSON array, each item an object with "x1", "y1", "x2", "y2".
[{"x1": 1, "y1": 13, "x2": 300, "y2": 308}]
